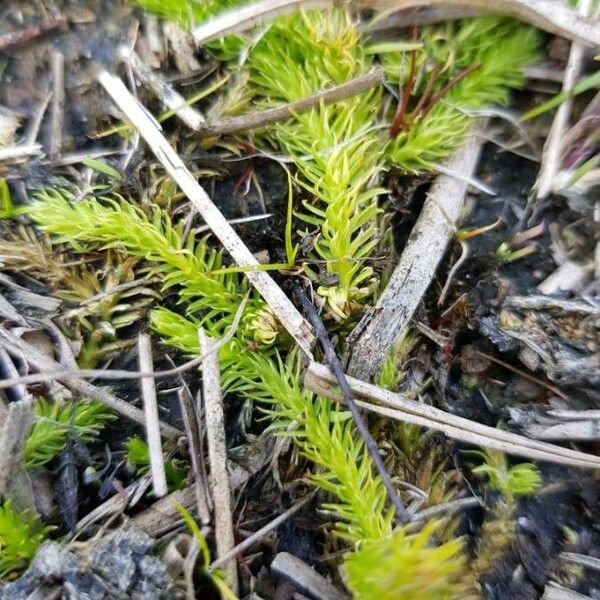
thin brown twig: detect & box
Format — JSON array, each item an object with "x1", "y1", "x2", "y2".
[
  {"x1": 474, "y1": 350, "x2": 569, "y2": 401},
  {"x1": 390, "y1": 27, "x2": 418, "y2": 138},
  {"x1": 292, "y1": 283, "x2": 411, "y2": 524},
  {"x1": 419, "y1": 63, "x2": 481, "y2": 121},
  {"x1": 0, "y1": 16, "x2": 67, "y2": 51},
  {"x1": 198, "y1": 67, "x2": 384, "y2": 138},
  {"x1": 0, "y1": 293, "x2": 249, "y2": 389},
  {"x1": 209, "y1": 491, "x2": 316, "y2": 570}
]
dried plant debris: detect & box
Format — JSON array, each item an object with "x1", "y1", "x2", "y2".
[
  {"x1": 1, "y1": 0, "x2": 600, "y2": 598},
  {"x1": 480, "y1": 303, "x2": 600, "y2": 387}
]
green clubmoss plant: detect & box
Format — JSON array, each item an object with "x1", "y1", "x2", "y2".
[
  {"x1": 382, "y1": 17, "x2": 540, "y2": 173},
  {"x1": 28, "y1": 189, "x2": 279, "y2": 347},
  {"x1": 0, "y1": 499, "x2": 52, "y2": 580},
  {"x1": 344, "y1": 519, "x2": 465, "y2": 600},
  {"x1": 24, "y1": 398, "x2": 115, "y2": 469}
]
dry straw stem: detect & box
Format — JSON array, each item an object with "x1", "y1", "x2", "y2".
[
  {"x1": 192, "y1": 0, "x2": 334, "y2": 44},
  {"x1": 48, "y1": 49, "x2": 65, "y2": 160},
  {"x1": 0, "y1": 326, "x2": 182, "y2": 440},
  {"x1": 177, "y1": 386, "x2": 211, "y2": 526},
  {"x1": 346, "y1": 129, "x2": 484, "y2": 381},
  {"x1": 304, "y1": 361, "x2": 600, "y2": 469},
  {"x1": 190, "y1": 0, "x2": 600, "y2": 47},
  {"x1": 535, "y1": 0, "x2": 594, "y2": 199},
  {"x1": 200, "y1": 329, "x2": 238, "y2": 595},
  {"x1": 0, "y1": 143, "x2": 42, "y2": 162},
  {"x1": 138, "y1": 333, "x2": 168, "y2": 498},
  {"x1": 364, "y1": 0, "x2": 600, "y2": 46},
  {"x1": 197, "y1": 67, "x2": 384, "y2": 138},
  {"x1": 96, "y1": 69, "x2": 315, "y2": 356},
  {"x1": 120, "y1": 47, "x2": 206, "y2": 131}
]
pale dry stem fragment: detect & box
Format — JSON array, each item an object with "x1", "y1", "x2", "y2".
[
  {"x1": 138, "y1": 333, "x2": 168, "y2": 498},
  {"x1": 96, "y1": 69, "x2": 315, "y2": 355},
  {"x1": 200, "y1": 329, "x2": 238, "y2": 596},
  {"x1": 304, "y1": 361, "x2": 600, "y2": 469}
]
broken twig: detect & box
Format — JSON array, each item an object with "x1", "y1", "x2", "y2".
[
  {"x1": 198, "y1": 67, "x2": 383, "y2": 138},
  {"x1": 346, "y1": 128, "x2": 484, "y2": 380}
]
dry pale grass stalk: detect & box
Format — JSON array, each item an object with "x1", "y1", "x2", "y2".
[
  {"x1": 121, "y1": 48, "x2": 205, "y2": 131},
  {"x1": 138, "y1": 333, "x2": 168, "y2": 498},
  {"x1": 192, "y1": 0, "x2": 334, "y2": 44},
  {"x1": 364, "y1": 0, "x2": 600, "y2": 46},
  {"x1": 304, "y1": 361, "x2": 600, "y2": 469},
  {"x1": 200, "y1": 329, "x2": 238, "y2": 595},
  {"x1": 198, "y1": 67, "x2": 384, "y2": 138},
  {"x1": 535, "y1": 0, "x2": 594, "y2": 199},
  {"x1": 0, "y1": 326, "x2": 183, "y2": 440},
  {"x1": 96, "y1": 69, "x2": 315, "y2": 355}
]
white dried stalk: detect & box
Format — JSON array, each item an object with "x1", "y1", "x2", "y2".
[
  {"x1": 364, "y1": 0, "x2": 600, "y2": 46},
  {"x1": 347, "y1": 129, "x2": 484, "y2": 380},
  {"x1": 0, "y1": 143, "x2": 42, "y2": 162},
  {"x1": 536, "y1": 0, "x2": 594, "y2": 199},
  {"x1": 200, "y1": 329, "x2": 238, "y2": 595},
  {"x1": 304, "y1": 361, "x2": 600, "y2": 469},
  {"x1": 192, "y1": 0, "x2": 334, "y2": 44},
  {"x1": 138, "y1": 333, "x2": 168, "y2": 498},
  {"x1": 49, "y1": 49, "x2": 65, "y2": 160},
  {"x1": 96, "y1": 70, "x2": 315, "y2": 356},
  {"x1": 120, "y1": 48, "x2": 205, "y2": 131}
]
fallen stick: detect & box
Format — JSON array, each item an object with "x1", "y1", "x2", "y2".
[
  {"x1": 364, "y1": 0, "x2": 600, "y2": 47},
  {"x1": 96, "y1": 69, "x2": 315, "y2": 356},
  {"x1": 197, "y1": 67, "x2": 383, "y2": 138},
  {"x1": 0, "y1": 326, "x2": 182, "y2": 440},
  {"x1": 200, "y1": 330, "x2": 238, "y2": 595},
  {"x1": 346, "y1": 129, "x2": 484, "y2": 380},
  {"x1": 121, "y1": 48, "x2": 206, "y2": 131},
  {"x1": 138, "y1": 334, "x2": 168, "y2": 498},
  {"x1": 304, "y1": 361, "x2": 600, "y2": 469}
]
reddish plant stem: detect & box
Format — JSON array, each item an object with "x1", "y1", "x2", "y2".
[
  {"x1": 419, "y1": 63, "x2": 481, "y2": 120},
  {"x1": 390, "y1": 26, "x2": 419, "y2": 139}
]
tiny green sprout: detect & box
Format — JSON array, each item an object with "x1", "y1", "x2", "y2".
[
  {"x1": 124, "y1": 436, "x2": 188, "y2": 492},
  {"x1": 472, "y1": 448, "x2": 542, "y2": 502},
  {"x1": 0, "y1": 178, "x2": 15, "y2": 219},
  {"x1": 0, "y1": 499, "x2": 52, "y2": 580},
  {"x1": 344, "y1": 520, "x2": 465, "y2": 600},
  {"x1": 173, "y1": 501, "x2": 239, "y2": 600}
]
